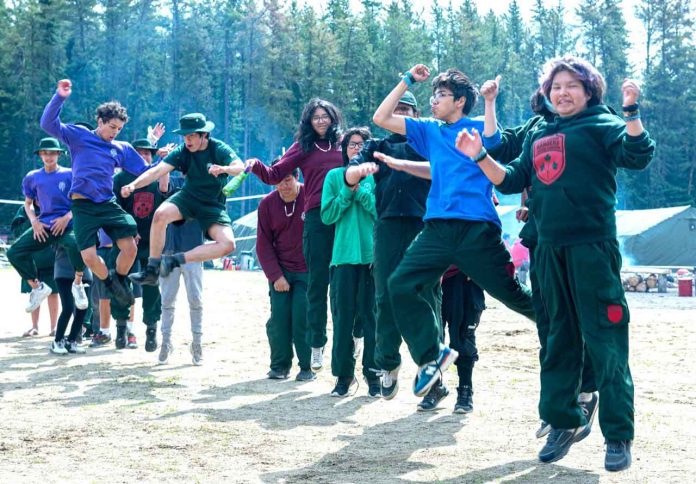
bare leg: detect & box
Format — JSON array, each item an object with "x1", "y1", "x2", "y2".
[
  {"x1": 47, "y1": 293, "x2": 60, "y2": 332},
  {"x1": 99, "y1": 299, "x2": 111, "y2": 331},
  {"x1": 183, "y1": 224, "x2": 236, "y2": 263},
  {"x1": 31, "y1": 306, "x2": 40, "y2": 330},
  {"x1": 114, "y1": 237, "x2": 137, "y2": 276},
  {"x1": 149, "y1": 202, "x2": 184, "y2": 259},
  {"x1": 81, "y1": 245, "x2": 109, "y2": 280}
]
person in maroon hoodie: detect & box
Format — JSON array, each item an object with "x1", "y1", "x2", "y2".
[
  {"x1": 256, "y1": 164, "x2": 315, "y2": 382},
  {"x1": 247, "y1": 98, "x2": 344, "y2": 373}
]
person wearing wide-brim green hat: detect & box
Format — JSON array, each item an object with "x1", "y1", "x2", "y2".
[
  {"x1": 171, "y1": 113, "x2": 215, "y2": 135},
  {"x1": 132, "y1": 138, "x2": 159, "y2": 155},
  {"x1": 34, "y1": 137, "x2": 66, "y2": 154}
]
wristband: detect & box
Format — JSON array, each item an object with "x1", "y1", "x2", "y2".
[
  {"x1": 473, "y1": 147, "x2": 488, "y2": 163},
  {"x1": 622, "y1": 103, "x2": 639, "y2": 112},
  {"x1": 624, "y1": 114, "x2": 641, "y2": 122},
  {"x1": 402, "y1": 71, "x2": 415, "y2": 87}
]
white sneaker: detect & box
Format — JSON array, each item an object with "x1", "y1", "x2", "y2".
[
  {"x1": 72, "y1": 282, "x2": 89, "y2": 310},
  {"x1": 190, "y1": 342, "x2": 203, "y2": 366},
  {"x1": 50, "y1": 340, "x2": 68, "y2": 355},
  {"x1": 66, "y1": 340, "x2": 86, "y2": 354},
  {"x1": 353, "y1": 336, "x2": 364, "y2": 361},
  {"x1": 311, "y1": 347, "x2": 324, "y2": 371},
  {"x1": 25, "y1": 283, "x2": 52, "y2": 313}
]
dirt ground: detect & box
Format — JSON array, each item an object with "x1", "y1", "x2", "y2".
[{"x1": 0, "y1": 268, "x2": 694, "y2": 483}]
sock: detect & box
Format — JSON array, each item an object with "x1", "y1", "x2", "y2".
[
  {"x1": 578, "y1": 392, "x2": 593, "y2": 403},
  {"x1": 173, "y1": 253, "x2": 186, "y2": 266},
  {"x1": 147, "y1": 257, "x2": 161, "y2": 267},
  {"x1": 127, "y1": 322, "x2": 133, "y2": 332},
  {"x1": 101, "y1": 328, "x2": 111, "y2": 337},
  {"x1": 116, "y1": 272, "x2": 127, "y2": 283},
  {"x1": 103, "y1": 273, "x2": 113, "y2": 285}
]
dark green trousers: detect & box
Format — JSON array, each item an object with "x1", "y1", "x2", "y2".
[
  {"x1": 528, "y1": 244, "x2": 596, "y2": 393},
  {"x1": 389, "y1": 219, "x2": 534, "y2": 366},
  {"x1": 536, "y1": 240, "x2": 633, "y2": 440},
  {"x1": 109, "y1": 250, "x2": 161, "y2": 326},
  {"x1": 329, "y1": 264, "x2": 377, "y2": 380},
  {"x1": 373, "y1": 217, "x2": 438, "y2": 372},
  {"x1": 266, "y1": 270, "x2": 311, "y2": 372},
  {"x1": 302, "y1": 208, "x2": 335, "y2": 349},
  {"x1": 8, "y1": 227, "x2": 85, "y2": 281}
]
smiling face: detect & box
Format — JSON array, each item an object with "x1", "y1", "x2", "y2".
[
  {"x1": 276, "y1": 173, "x2": 299, "y2": 201},
  {"x1": 310, "y1": 107, "x2": 331, "y2": 138},
  {"x1": 549, "y1": 70, "x2": 591, "y2": 118}
]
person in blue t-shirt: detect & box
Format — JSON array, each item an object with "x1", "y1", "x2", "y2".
[{"x1": 370, "y1": 64, "x2": 535, "y2": 399}]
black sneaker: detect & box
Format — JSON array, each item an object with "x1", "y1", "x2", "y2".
[
  {"x1": 330, "y1": 377, "x2": 357, "y2": 397},
  {"x1": 366, "y1": 378, "x2": 381, "y2": 398},
  {"x1": 538, "y1": 428, "x2": 579, "y2": 463},
  {"x1": 605, "y1": 440, "x2": 632, "y2": 472},
  {"x1": 417, "y1": 382, "x2": 449, "y2": 412},
  {"x1": 454, "y1": 385, "x2": 474, "y2": 413},
  {"x1": 89, "y1": 332, "x2": 111, "y2": 347},
  {"x1": 145, "y1": 326, "x2": 158, "y2": 352},
  {"x1": 267, "y1": 368, "x2": 290, "y2": 380},
  {"x1": 379, "y1": 366, "x2": 400, "y2": 400},
  {"x1": 129, "y1": 264, "x2": 160, "y2": 286},
  {"x1": 106, "y1": 270, "x2": 135, "y2": 306},
  {"x1": 574, "y1": 392, "x2": 599, "y2": 442},
  {"x1": 295, "y1": 369, "x2": 317, "y2": 381},
  {"x1": 115, "y1": 326, "x2": 127, "y2": 350}
]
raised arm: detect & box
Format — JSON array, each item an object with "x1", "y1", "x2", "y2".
[
  {"x1": 373, "y1": 64, "x2": 430, "y2": 135},
  {"x1": 480, "y1": 75, "x2": 502, "y2": 137},
  {"x1": 40, "y1": 80, "x2": 73, "y2": 142}
]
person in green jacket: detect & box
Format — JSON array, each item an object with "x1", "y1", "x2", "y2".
[
  {"x1": 456, "y1": 56, "x2": 655, "y2": 472},
  {"x1": 320, "y1": 127, "x2": 379, "y2": 398}
]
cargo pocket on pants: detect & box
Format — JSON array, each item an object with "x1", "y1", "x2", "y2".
[{"x1": 597, "y1": 287, "x2": 630, "y2": 328}]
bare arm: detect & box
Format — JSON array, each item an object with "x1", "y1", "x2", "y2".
[
  {"x1": 480, "y1": 75, "x2": 502, "y2": 137},
  {"x1": 373, "y1": 152, "x2": 431, "y2": 180},
  {"x1": 454, "y1": 129, "x2": 507, "y2": 185},
  {"x1": 345, "y1": 163, "x2": 379, "y2": 186},
  {"x1": 121, "y1": 162, "x2": 174, "y2": 198},
  {"x1": 373, "y1": 64, "x2": 430, "y2": 135}
]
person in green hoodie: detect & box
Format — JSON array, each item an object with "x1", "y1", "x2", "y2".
[
  {"x1": 456, "y1": 56, "x2": 655, "y2": 472},
  {"x1": 320, "y1": 127, "x2": 379, "y2": 398}
]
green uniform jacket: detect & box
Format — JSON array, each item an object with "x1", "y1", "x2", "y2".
[
  {"x1": 497, "y1": 104, "x2": 656, "y2": 246},
  {"x1": 320, "y1": 168, "x2": 377, "y2": 266}
]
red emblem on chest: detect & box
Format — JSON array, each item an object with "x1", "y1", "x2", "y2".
[
  {"x1": 533, "y1": 134, "x2": 566, "y2": 185},
  {"x1": 133, "y1": 192, "x2": 155, "y2": 219}
]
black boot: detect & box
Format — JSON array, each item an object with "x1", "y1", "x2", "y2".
[
  {"x1": 129, "y1": 262, "x2": 160, "y2": 286},
  {"x1": 145, "y1": 325, "x2": 158, "y2": 352},
  {"x1": 115, "y1": 323, "x2": 127, "y2": 350},
  {"x1": 160, "y1": 253, "x2": 186, "y2": 277},
  {"x1": 454, "y1": 385, "x2": 474, "y2": 414},
  {"x1": 106, "y1": 270, "x2": 135, "y2": 306}
]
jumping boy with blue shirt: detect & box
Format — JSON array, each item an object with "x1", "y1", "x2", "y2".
[{"x1": 371, "y1": 65, "x2": 535, "y2": 397}]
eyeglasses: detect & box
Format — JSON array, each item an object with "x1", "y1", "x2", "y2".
[
  {"x1": 311, "y1": 114, "x2": 331, "y2": 123},
  {"x1": 429, "y1": 92, "x2": 454, "y2": 104},
  {"x1": 347, "y1": 142, "x2": 364, "y2": 150}
]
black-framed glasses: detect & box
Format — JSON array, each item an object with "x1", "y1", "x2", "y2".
[
  {"x1": 347, "y1": 142, "x2": 364, "y2": 150},
  {"x1": 311, "y1": 114, "x2": 331, "y2": 123}
]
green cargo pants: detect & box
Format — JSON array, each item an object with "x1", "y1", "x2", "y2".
[
  {"x1": 302, "y1": 208, "x2": 335, "y2": 349},
  {"x1": 8, "y1": 227, "x2": 85, "y2": 281},
  {"x1": 266, "y1": 270, "x2": 311, "y2": 372},
  {"x1": 109, "y1": 248, "x2": 161, "y2": 326},
  {"x1": 536, "y1": 239, "x2": 633, "y2": 440},
  {"x1": 389, "y1": 219, "x2": 534, "y2": 366},
  {"x1": 329, "y1": 264, "x2": 377, "y2": 380}
]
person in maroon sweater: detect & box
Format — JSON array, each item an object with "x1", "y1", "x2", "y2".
[
  {"x1": 256, "y1": 166, "x2": 315, "y2": 382},
  {"x1": 247, "y1": 98, "x2": 344, "y2": 372}
]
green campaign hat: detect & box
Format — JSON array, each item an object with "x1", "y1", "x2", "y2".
[
  {"x1": 172, "y1": 113, "x2": 215, "y2": 135},
  {"x1": 132, "y1": 138, "x2": 159, "y2": 153},
  {"x1": 34, "y1": 137, "x2": 66, "y2": 154},
  {"x1": 398, "y1": 91, "x2": 418, "y2": 109}
]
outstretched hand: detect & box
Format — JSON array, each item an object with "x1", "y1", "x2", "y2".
[
  {"x1": 409, "y1": 64, "x2": 431, "y2": 83},
  {"x1": 373, "y1": 152, "x2": 404, "y2": 171},
  {"x1": 622, "y1": 79, "x2": 641, "y2": 106},
  {"x1": 480, "y1": 75, "x2": 502, "y2": 102},
  {"x1": 455, "y1": 128, "x2": 483, "y2": 159},
  {"x1": 156, "y1": 143, "x2": 177, "y2": 158},
  {"x1": 57, "y1": 79, "x2": 72, "y2": 98},
  {"x1": 149, "y1": 123, "x2": 166, "y2": 142}
]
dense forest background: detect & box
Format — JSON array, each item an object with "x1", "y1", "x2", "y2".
[{"x1": 0, "y1": 0, "x2": 693, "y2": 234}]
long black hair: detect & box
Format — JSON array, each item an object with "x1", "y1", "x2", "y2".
[{"x1": 295, "y1": 98, "x2": 343, "y2": 153}]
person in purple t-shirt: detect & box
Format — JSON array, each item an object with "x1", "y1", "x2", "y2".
[
  {"x1": 257, "y1": 164, "x2": 314, "y2": 382},
  {"x1": 40, "y1": 79, "x2": 151, "y2": 329},
  {"x1": 7, "y1": 137, "x2": 89, "y2": 314}
]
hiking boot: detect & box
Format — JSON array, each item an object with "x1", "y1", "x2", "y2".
[
  {"x1": 26, "y1": 283, "x2": 52, "y2": 313},
  {"x1": 538, "y1": 428, "x2": 579, "y2": 463},
  {"x1": 417, "y1": 382, "x2": 449, "y2": 411},
  {"x1": 536, "y1": 421, "x2": 552, "y2": 439},
  {"x1": 72, "y1": 282, "x2": 89, "y2": 310},
  {"x1": 353, "y1": 336, "x2": 364, "y2": 361},
  {"x1": 160, "y1": 254, "x2": 184, "y2": 278},
  {"x1": 89, "y1": 332, "x2": 111, "y2": 347},
  {"x1": 145, "y1": 326, "x2": 158, "y2": 352},
  {"x1": 66, "y1": 340, "x2": 86, "y2": 354},
  {"x1": 126, "y1": 333, "x2": 138, "y2": 349},
  {"x1": 605, "y1": 440, "x2": 632, "y2": 472},
  {"x1": 129, "y1": 264, "x2": 160, "y2": 286},
  {"x1": 295, "y1": 369, "x2": 317, "y2": 382},
  {"x1": 574, "y1": 391, "x2": 599, "y2": 443},
  {"x1": 454, "y1": 385, "x2": 474, "y2": 414},
  {"x1": 380, "y1": 366, "x2": 400, "y2": 400},
  {"x1": 50, "y1": 339, "x2": 68, "y2": 355},
  {"x1": 310, "y1": 347, "x2": 324, "y2": 371},
  {"x1": 267, "y1": 368, "x2": 290, "y2": 380},
  {"x1": 115, "y1": 326, "x2": 127, "y2": 350},
  {"x1": 366, "y1": 378, "x2": 381, "y2": 398},
  {"x1": 330, "y1": 377, "x2": 358, "y2": 398},
  {"x1": 413, "y1": 345, "x2": 458, "y2": 397},
  {"x1": 158, "y1": 342, "x2": 173, "y2": 365},
  {"x1": 106, "y1": 270, "x2": 134, "y2": 306},
  {"x1": 190, "y1": 342, "x2": 203, "y2": 365}
]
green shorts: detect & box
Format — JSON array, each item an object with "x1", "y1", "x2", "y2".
[
  {"x1": 72, "y1": 197, "x2": 138, "y2": 250},
  {"x1": 167, "y1": 190, "x2": 230, "y2": 238}
]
